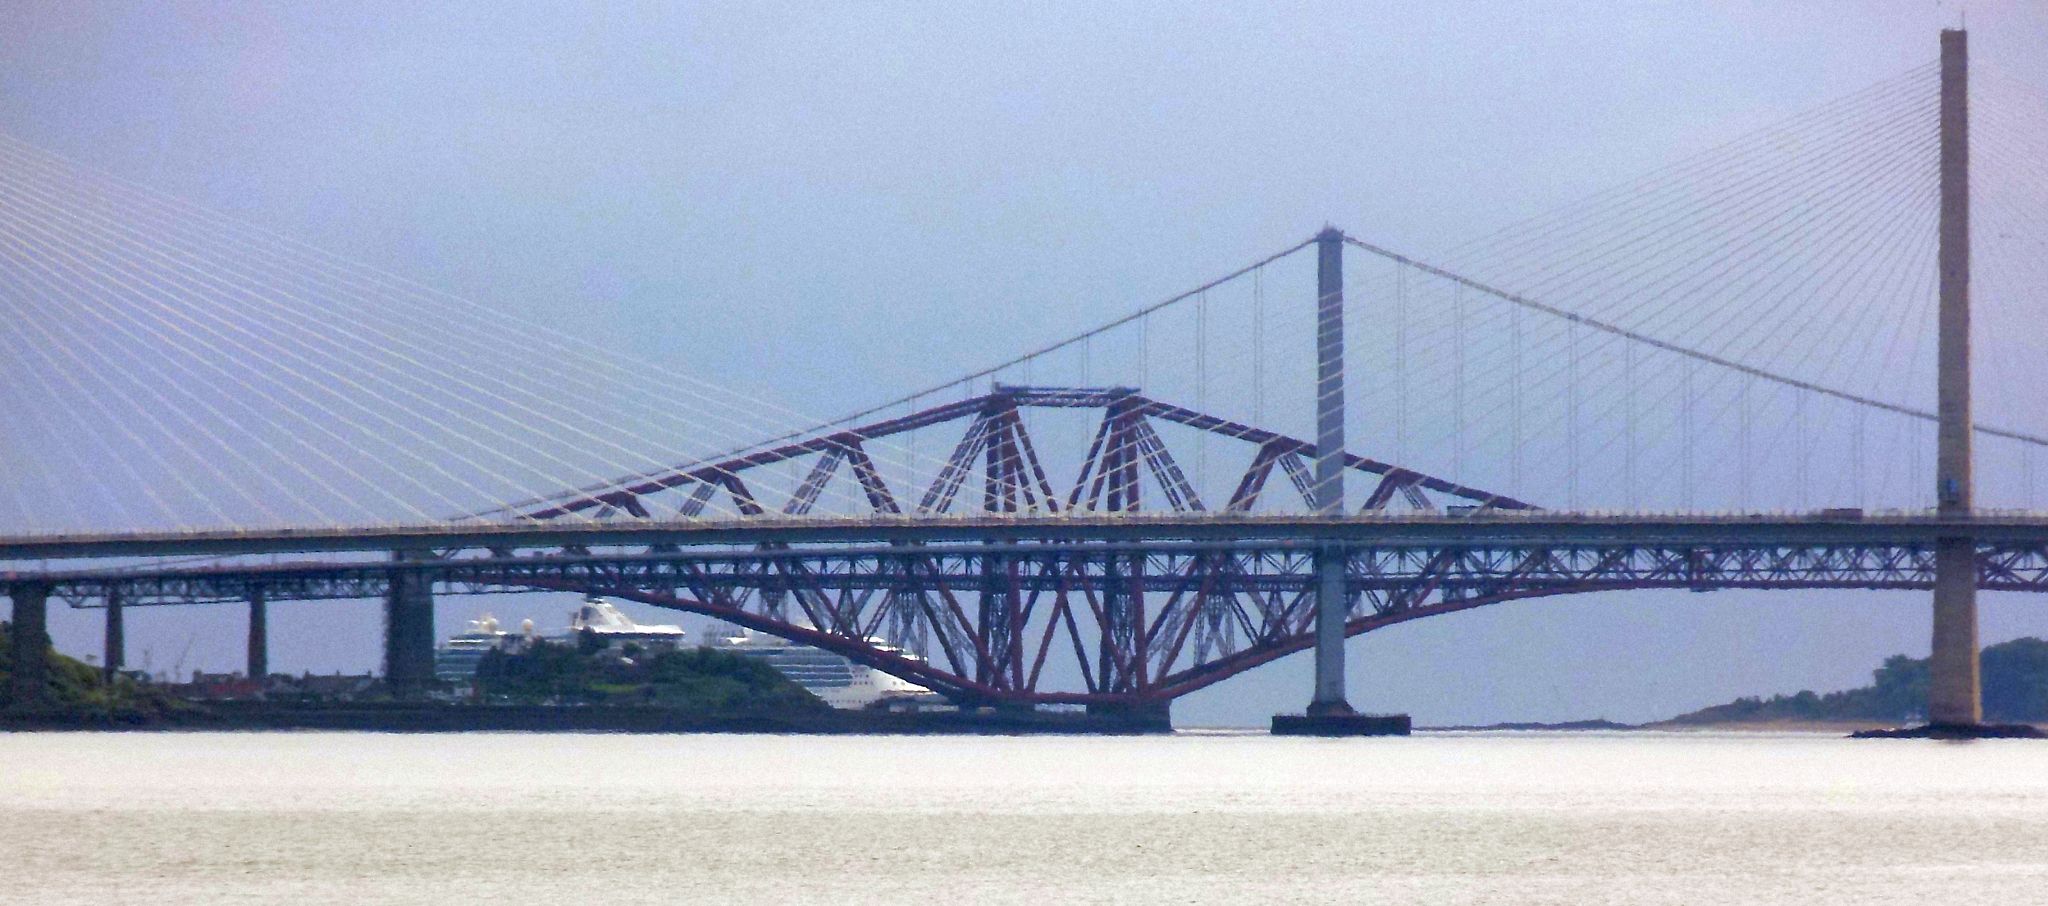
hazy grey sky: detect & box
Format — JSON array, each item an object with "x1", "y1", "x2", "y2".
[{"x1": 5, "y1": 1, "x2": 2046, "y2": 725}]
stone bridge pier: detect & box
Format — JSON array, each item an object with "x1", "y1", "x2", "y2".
[
  {"x1": 384, "y1": 551, "x2": 437, "y2": 697},
  {"x1": 7, "y1": 582, "x2": 51, "y2": 706}
]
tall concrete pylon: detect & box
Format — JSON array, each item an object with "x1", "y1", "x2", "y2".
[
  {"x1": 1272, "y1": 227, "x2": 1409, "y2": 736},
  {"x1": 1308, "y1": 226, "x2": 1355, "y2": 718},
  {"x1": 1928, "y1": 28, "x2": 1981, "y2": 727}
]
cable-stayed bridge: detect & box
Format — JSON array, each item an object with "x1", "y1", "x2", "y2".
[{"x1": 5, "y1": 31, "x2": 2048, "y2": 729}]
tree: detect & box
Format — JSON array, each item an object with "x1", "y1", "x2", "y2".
[
  {"x1": 1868, "y1": 654, "x2": 1929, "y2": 721},
  {"x1": 1983, "y1": 637, "x2": 2048, "y2": 722},
  {"x1": 1669, "y1": 637, "x2": 2048, "y2": 725},
  {"x1": 475, "y1": 641, "x2": 824, "y2": 712}
]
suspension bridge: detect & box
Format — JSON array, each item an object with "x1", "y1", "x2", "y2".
[{"x1": 5, "y1": 30, "x2": 2047, "y2": 731}]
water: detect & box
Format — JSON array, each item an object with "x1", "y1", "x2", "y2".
[{"x1": 3, "y1": 731, "x2": 2045, "y2": 905}]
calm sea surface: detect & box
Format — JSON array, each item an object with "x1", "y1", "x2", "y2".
[{"x1": 2, "y1": 731, "x2": 2044, "y2": 905}]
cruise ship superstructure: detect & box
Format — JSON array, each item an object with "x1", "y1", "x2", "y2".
[
  {"x1": 435, "y1": 596, "x2": 941, "y2": 709},
  {"x1": 566, "y1": 597, "x2": 686, "y2": 652},
  {"x1": 433, "y1": 613, "x2": 534, "y2": 681},
  {"x1": 706, "y1": 629, "x2": 942, "y2": 710}
]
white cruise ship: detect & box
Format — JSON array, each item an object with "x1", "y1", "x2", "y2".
[
  {"x1": 435, "y1": 597, "x2": 943, "y2": 709},
  {"x1": 707, "y1": 629, "x2": 944, "y2": 710},
  {"x1": 565, "y1": 597, "x2": 686, "y2": 652},
  {"x1": 433, "y1": 613, "x2": 533, "y2": 681}
]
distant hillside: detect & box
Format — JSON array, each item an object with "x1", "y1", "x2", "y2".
[
  {"x1": 0, "y1": 622, "x2": 184, "y2": 722},
  {"x1": 1668, "y1": 637, "x2": 2048, "y2": 725}
]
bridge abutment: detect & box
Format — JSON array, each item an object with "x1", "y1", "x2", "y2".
[
  {"x1": 7, "y1": 583, "x2": 51, "y2": 707},
  {"x1": 1084, "y1": 700, "x2": 1172, "y2": 732},
  {"x1": 384, "y1": 552, "x2": 436, "y2": 698}
]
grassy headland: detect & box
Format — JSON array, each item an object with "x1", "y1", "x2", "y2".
[
  {"x1": 473, "y1": 638, "x2": 828, "y2": 713},
  {"x1": 0, "y1": 623, "x2": 188, "y2": 724},
  {"x1": 1661, "y1": 636, "x2": 2048, "y2": 728}
]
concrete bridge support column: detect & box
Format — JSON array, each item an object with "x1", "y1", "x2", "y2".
[
  {"x1": 1273, "y1": 228, "x2": 1406, "y2": 736},
  {"x1": 384, "y1": 552, "x2": 436, "y2": 698},
  {"x1": 1308, "y1": 226, "x2": 1354, "y2": 717},
  {"x1": 1928, "y1": 28, "x2": 1981, "y2": 728},
  {"x1": 1308, "y1": 544, "x2": 1353, "y2": 716},
  {"x1": 8, "y1": 583, "x2": 51, "y2": 707},
  {"x1": 103, "y1": 592, "x2": 125, "y2": 682},
  {"x1": 246, "y1": 588, "x2": 268, "y2": 681},
  {"x1": 1930, "y1": 540, "x2": 1978, "y2": 725}
]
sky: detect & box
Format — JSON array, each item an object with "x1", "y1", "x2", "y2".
[{"x1": 4, "y1": 1, "x2": 2048, "y2": 726}]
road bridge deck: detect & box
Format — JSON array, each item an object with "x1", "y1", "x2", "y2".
[{"x1": 6, "y1": 512, "x2": 2048, "y2": 565}]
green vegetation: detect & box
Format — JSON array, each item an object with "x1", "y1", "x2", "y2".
[
  {"x1": 0, "y1": 622, "x2": 184, "y2": 722},
  {"x1": 1670, "y1": 636, "x2": 2048, "y2": 725},
  {"x1": 474, "y1": 640, "x2": 827, "y2": 713}
]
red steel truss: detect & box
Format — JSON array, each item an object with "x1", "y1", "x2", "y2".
[{"x1": 41, "y1": 388, "x2": 2048, "y2": 711}]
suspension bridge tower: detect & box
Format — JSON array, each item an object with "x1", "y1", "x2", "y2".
[{"x1": 1270, "y1": 227, "x2": 1411, "y2": 736}]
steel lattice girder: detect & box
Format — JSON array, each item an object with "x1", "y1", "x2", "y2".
[
  {"x1": 55, "y1": 541, "x2": 2039, "y2": 605},
  {"x1": 42, "y1": 539, "x2": 2048, "y2": 707},
  {"x1": 19, "y1": 389, "x2": 2048, "y2": 707},
  {"x1": 513, "y1": 386, "x2": 1538, "y2": 522}
]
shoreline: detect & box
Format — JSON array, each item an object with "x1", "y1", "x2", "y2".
[
  {"x1": 1418, "y1": 718, "x2": 2048, "y2": 734},
  {"x1": 0, "y1": 701, "x2": 1173, "y2": 735},
  {"x1": 10, "y1": 703, "x2": 2041, "y2": 737}
]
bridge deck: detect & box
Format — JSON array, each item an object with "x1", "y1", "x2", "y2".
[{"x1": 5, "y1": 512, "x2": 2048, "y2": 564}]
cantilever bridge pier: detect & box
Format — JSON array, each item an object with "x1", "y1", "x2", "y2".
[{"x1": 5, "y1": 30, "x2": 2048, "y2": 733}]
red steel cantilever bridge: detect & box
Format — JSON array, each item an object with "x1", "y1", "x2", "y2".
[
  {"x1": 5, "y1": 30, "x2": 2047, "y2": 726},
  {"x1": 14, "y1": 383, "x2": 2048, "y2": 714}
]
